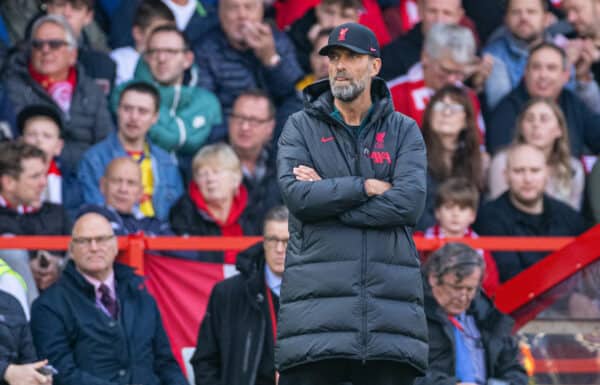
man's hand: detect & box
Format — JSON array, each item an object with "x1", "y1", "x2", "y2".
[
  {"x1": 243, "y1": 21, "x2": 278, "y2": 67},
  {"x1": 467, "y1": 54, "x2": 494, "y2": 92},
  {"x1": 4, "y1": 360, "x2": 52, "y2": 385},
  {"x1": 364, "y1": 179, "x2": 392, "y2": 196},
  {"x1": 30, "y1": 252, "x2": 61, "y2": 291},
  {"x1": 293, "y1": 165, "x2": 322, "y2": 182},
  {"x1": 575, "y1": 39, "x2": 600, "y2": 82}
]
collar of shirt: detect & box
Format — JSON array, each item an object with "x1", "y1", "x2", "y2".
[
  {"x1": 330, "y1": 105, "x2": 374, "y2": 137},
  {"x1": 81, "y1": 270, "x2": 116, "y2": 302},
  {"x1": 242, "y1": 148, "x2": 269, "y2": 182},
  {"x1": 264, "y1": 264, "x2": 282, "y2": 297}
]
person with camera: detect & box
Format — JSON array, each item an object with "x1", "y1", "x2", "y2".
[{"x1": 418, "y1": 243, "x2": 527, "y2": 385}]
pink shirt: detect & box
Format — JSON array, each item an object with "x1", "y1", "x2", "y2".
[{"x1": 81, "y1": 270, "x2": 117, "y2": 318}]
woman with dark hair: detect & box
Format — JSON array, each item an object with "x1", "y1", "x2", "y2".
[{"x1": 417, "y1": 85, "x2": 486, "y2": 230}]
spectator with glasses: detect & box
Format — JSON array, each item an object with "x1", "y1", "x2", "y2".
[
  {"x1": 30, "y1": 212, "x2": 187, "y2": 385},
  {"x1": 112, "y1": 25, "x2": 222, "y2": 162},
  {"x1": 191, "y1": 205, "x2": 289, "y2": 385},
  {"x1": 1, "y1": 14, "x2": 113, "y2": 182},
  {"x1": 169, "y1": 143, "x2": 260, "y2": 263},
  {"x1": 79, "y1": 81, "x2": 184, "y2": 221},
  {"x1": 417, "y1": 85, "x2": 486, "y2": 231},
  {"x1": 418, "y1": 242, "x2": 527, "y2": 385},
  {"x1": 228, "y1": 90, "x2": 282, "y2": 227}
]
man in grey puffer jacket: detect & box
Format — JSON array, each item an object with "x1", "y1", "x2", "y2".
[{"x1": 276, "y1": 22, "x2": 428, "y2": 385}]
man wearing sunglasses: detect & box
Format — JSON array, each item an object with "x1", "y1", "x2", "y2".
[
  {"x1": 30, "y1": 212, "x2": 188, "y2": 385},
  {"x1": 419, "y1": 242, "x2": 527, "y2": 385},
  {"x1": 2, "y1": 14, "x2": 113, "y2": 184},
  {"x1": 34, "y1": 0, "x2": 117, "y2": 96}
]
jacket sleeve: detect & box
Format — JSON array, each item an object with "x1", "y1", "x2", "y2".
[
  {"x1": 487, "y1": 98, "x2": 519, "y2": 155},
  {"x1": 483, "y1": 56, "x2": 513, "y2": 111},
  {"x1": 277, "y1": 115, "x2": 369, "y2": 222},
  {"x1": 190, "y1": 286, "x2": 223, "y2": 385},
  {"x1": 338, "y1": 118, "x2": 427, "y2": 228},
  {"x1": 261, "y1": 30, "x2": 304, "y2": 100},
  {"x1": 77, "y1": 151, "x2": 105, "y2": 206},
  {"x1": 30, "y1": 301, "x2": 118, "y2": 385},
  {"x1": 150, "y1": 300, "x2": 188, "y2": 385},
  {"x1": 493, "y1": 334, "x2": 528, "y2": 385},
  {"x1": 581, "y1": 100, "x2": 600, "y2": 154},
  {"x1": 92, "y1": 89, "x2": 114, "y2": 144}
]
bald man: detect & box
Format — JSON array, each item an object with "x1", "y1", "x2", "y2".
[
  {"x1": 30, "y1": 213, "x2": 187, "y2": 385},
  {"x1": 474, "y1": 144, "x2": 587, "y2": 281},
  {"x1": 78, "y1": 157, "x2": 173, "y2": 236}
]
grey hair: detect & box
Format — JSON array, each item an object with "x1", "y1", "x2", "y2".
[
  {"x1": 31, "y1": 14, "x2": 78, "y2": 49},
  {"x1": 423, "y1": 243, "x2": 485, "y2": 284},
  {"x1": 424, "y1": 23, "x2": 475, "y2": 64}
]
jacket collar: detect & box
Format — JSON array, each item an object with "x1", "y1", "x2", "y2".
[
  {"x1": 62, "y1": 259, "x2": 141, "y2": 299},
  {"x1": 303, "y1": 77, "x2": 394, "y2": 133}
]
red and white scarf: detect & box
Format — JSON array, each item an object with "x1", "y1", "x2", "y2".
[{"x1": 29, "y1": 63, "x2": 77, "y2": 113}]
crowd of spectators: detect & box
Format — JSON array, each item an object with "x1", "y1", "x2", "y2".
[{"x1": 0, "y1": 0, "x2": 596, "y2": 384}]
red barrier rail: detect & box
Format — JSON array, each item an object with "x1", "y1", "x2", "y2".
[{"x1": 2, "y1": 231, "x2": 598, "y2": 377}]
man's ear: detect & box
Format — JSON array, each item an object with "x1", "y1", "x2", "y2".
[
  {"x1": 183, "y1": 50, "x2": 194, "y2": 70},
  {"x1": 0, "y1": 175, "x2": 16, "y2": 195},
  {"x1": 371, "y1": 57, "x2": 382, "y2": 76}
]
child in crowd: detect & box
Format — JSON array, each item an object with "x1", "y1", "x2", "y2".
[
  {"x1": 422, "y1": 177, "x2": 500, "y2": 297},
  {"x1": 18, "y1": 105, "x2": 64, "y2": 205}
]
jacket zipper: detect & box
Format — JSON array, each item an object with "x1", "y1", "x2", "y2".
[
  {"x1": 248, "y1": 316, "x2": 266, "y2": 385},
  {"x1": 361, "y1": 229, "x2": 367, "y2": 363},
  {"x1": 243, "y1": 331, "x2": 252, "y2": 373}
]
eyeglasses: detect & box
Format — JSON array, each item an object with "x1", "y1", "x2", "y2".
[
  {"x1": 144, "y1": 48, "x2": 187, "y2": 57},
  {"x1": 440, "y1": 280, "x2": 479, "y2": 296},
  {"x1": 71, "y1": 234, "x2": 115, "y2": 247},
  {"x1": 229, "y1": 113, "x2": 273, "y2": 128},
  {"x1": 31, "y1": 39, "x2": 70, "y2": 51},
  {"x1": 432, "y1": 101, "x2": 465, "y2": 114},
  {"x1": 264, "y1": 236, "x2": 289, "y2": 248}
]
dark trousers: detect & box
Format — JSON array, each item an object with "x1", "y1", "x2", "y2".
[{"x1": 278, "y1": 359, "x2": 419, "y2": 385}]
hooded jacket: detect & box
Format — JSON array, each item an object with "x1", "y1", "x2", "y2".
[
  {"x1": 191, "y1": 244, "x2": 278, "y2": 385},
  {"x1": 275, "y1": 77, "x2": 428, "y2": 372}
]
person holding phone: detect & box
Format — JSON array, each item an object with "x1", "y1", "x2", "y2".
[{"x1": 0, "y1": 289, "x2": 53, "y2": 385}]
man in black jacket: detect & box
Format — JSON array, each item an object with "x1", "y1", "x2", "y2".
[
  {"x1": 419, "y1": 242, "x2": 527, "y2": 385},
  {"x1": 276, "y1": 22, "x2": 428, "y2": 385},
  {"x1": 0, "y1": 290, "x2": 53, "y2": 385},
  {"x1": 191, "y1": 205, "x2": 289, "y2": 385},
  {"x1": 30, "y1": 212, "x2": 187, "y2": 385},
  {"x1": 474, "y1": 143, "x2": 587, "y2": 282}
]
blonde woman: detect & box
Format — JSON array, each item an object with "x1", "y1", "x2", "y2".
[
  {"x1": 169, "y1": 143, "x2": 260, "y2": 263},
  {"x1": 488, "y1": 98, "x2": 584, "y2": 210}
]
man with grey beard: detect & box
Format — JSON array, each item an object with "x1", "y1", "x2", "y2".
[{"x1": 276, "y1": 22, "x2": 428, "y2": 385}]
